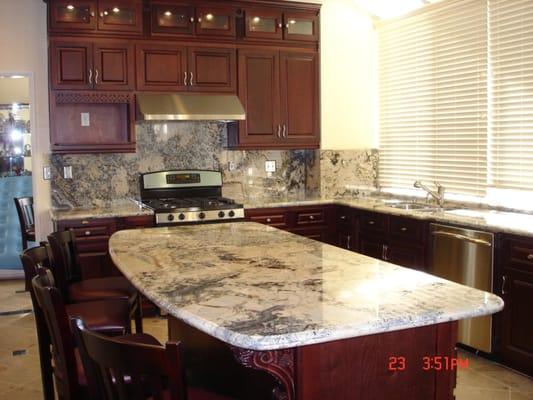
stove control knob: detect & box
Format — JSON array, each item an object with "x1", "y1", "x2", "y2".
[
  {"x1": 218, "y1": 211, "x2": 225, "y2": 218},
  {"x1": 198, "y1": 212, "x2": 206, "y2": 220},
  {"x1": 228, "y1": 210, "x2": 235, "y2": 218},
  {"x1": 167, "y1": 214, "x2": 175, "y2": 222},
  {"x1": 178, "y1": 213, "x2": 185, "y2": 220}
]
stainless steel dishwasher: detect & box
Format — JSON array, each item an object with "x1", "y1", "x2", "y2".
[{"x1": 430, "y1": 223, "x2": 494, "y2": 353}]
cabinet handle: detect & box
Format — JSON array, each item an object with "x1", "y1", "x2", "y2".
[
  {"x1": 278, "y1": 22, "x2": 283, "y2": 28},
  {"x1": 189, "y1": 72, "x2": 194, "y2": 86},
  {"x1": 184, "y1": 72, "x2": 188, "y2": 86},
  {"x1": 285, "y1": 23, "x2": 290, "y2": 29},
  {"x1": 88, "y1": 69, "x2": 92, "y2": 85},
  {"x1": 266, "y1": 218, "x2": 272, "y2": 223},
  {"x1": 282, "y1": 124, "x2": 287, "y2": 138},
  {"x1": 400, "y1": 227, "x2": 407, "y2": 232},
  {"x1": 81, "y1": 220, "x2": 90, "y2": 225},
  {"x1": 190, "y1": 17, "x2": 195, "y2": 23},
  {"x1": 198, "y1": 17, "x2": 202, "y2": 23},
  {"x1": 383, "y1": 245, "x2": 389, "y2": 261},
  {"x1": 95, "y1": 69, "x2": 99, "y2": 84},
  {"x1": 527, "y1": 254, "x2": 533, "y2": 261},
  {"x1": 277, "y1": 125, "x2": 281, "y2": 139},
  {"x1": 90, "y1": 11, "x2": 95, "y2": 17},
  {"x1": 346, "y1": 235, "x2": 351, "y2": 250},
  {"x1": 501, "y1": 276, "x2": 507, "y2": 294},
  {"x1": 85, "y1": 231, "x2": 91, "y2": 236},
  {"x1": 368, "y1": 220, "x2": 375, "y2": 225},
  {"x1": 340, "y1": 215, "x2": 346, "y2": 220}
]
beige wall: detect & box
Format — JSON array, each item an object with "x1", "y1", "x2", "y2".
[
  {"x1": 0, "y1": 0, "x2": 52, "y2": 241},
  {"x1": 319, "y1": 0, "x2": 378, "y2": 149},
  {"x1": 0, "y1": 78, "x2": 31, "y2": 104}
]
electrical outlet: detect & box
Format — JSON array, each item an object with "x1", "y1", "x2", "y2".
[
  {"x1": 228, "y1": 161, "x2": 236, "y2": 171},
  {"x1": 81, "y1": 113, "x2": 90, "y2": 127},
  {"x1": 63, "y1": 166, "x2": 73, "y2": 179},
  {"x1": 265, "y1": 160, "x2": 276, "y2": 173},
  {"x1": 43, "y1": 166, "x2": 51, "y2": 180}
]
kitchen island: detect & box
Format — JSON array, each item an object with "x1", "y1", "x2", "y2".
[{"x1": 109, "y1": 222, "x2": 503, "y2": 400}]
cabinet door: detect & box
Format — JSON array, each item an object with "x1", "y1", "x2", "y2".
[
  {"x1": 387, "y1": 243, "x2": 426, "y2": 271},
  {"x1": 94, "y1": 41, "x2": 134, "y2": 90},
  {"x1": 151, "y1": 3, "x2": 195, "y2": 36},
  {"x1": 359, "y1": 235, "x2": 386, "y2": 260},
  {"x1": 283, "y1": 12, "x2": 319, "y2": 42},
  {"x1": 49, "y1": 0, "x2": 97, "y2": 31},
  {"x1": 50, "y1": 41, "x2": 93, "y2": 90},
  {"x1": 244, "y1": 9, "x2": 283, "y2": 40},
  {"x1": 237, "y1": 49, "x2": 281, "y2": 146},
  {"x1": 500, "y1": 269, "x2": 533, "y2": 376},
  {"x1": 195, "y1": 6, "x2": 236, "y2": 37},
  {"x1": 280, "y1": 51, "x2": 320, "y2": 146},
  {"x1": 136, "y1": 44, "x2": 188, "y2": 91},
  {"x1": 97, "y1": 0, "x2": 143, "y2": 34},
  {"x1": 188, "y1": 47, "x2": 236, "y2": 93}
]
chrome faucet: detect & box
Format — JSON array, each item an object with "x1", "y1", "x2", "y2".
[{"x1": 414, "y1": 181, "x2": 445, "y2": 208}]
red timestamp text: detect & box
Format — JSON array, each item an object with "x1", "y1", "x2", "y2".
[{"x1": 388, "y1": 356, "x2": 469, "y2": 371}]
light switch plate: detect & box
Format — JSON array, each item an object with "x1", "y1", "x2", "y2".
[
  {"x1": 81, "y1": 113, "x2": 90, "y2": 127},
  {"x1": 63, "y1": 166, "x2": 73, "y2": 179},
  {"x1": 265, "y1": 160, "x2": 276, "y2": 172},
  {"x1": 43, "y1": 166, "x2": 51, "y2": 180}
]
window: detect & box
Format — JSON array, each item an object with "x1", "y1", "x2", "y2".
[{"x1": 378, "y1": 0, "x2": 488, "y2": 198}]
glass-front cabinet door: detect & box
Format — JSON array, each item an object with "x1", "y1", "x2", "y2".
[
  {"x1": 49, "y1": 0, "x2": 97, "y2": 31},
  {"x1": 244, "y1": 9, "x2": 283, "y2": 40},
  {"x1": 151, "y1": 3, "x2": 194, "y2": 36},
  {"x1": 195, "y1": 6, "x2": 236, "y2": 37},
  {"x1": 283, "y1": 12, "x2": 319, "y2": 42},
  {"x1": 97, "y1": 0, "x2": 143, "y2": 34}
]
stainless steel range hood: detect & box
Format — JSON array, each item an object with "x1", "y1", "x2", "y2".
[{"x1": 136, "y1": 93, "x2": 245, "y2": 121}]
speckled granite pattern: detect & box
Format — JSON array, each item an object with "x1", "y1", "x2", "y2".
[
  {"x1": 320, "y1": 149, "x2": 379, "y2": 198},
  {"x1": 50, "y1": 122, "x2": 320, "y2": 208},
  {"x1": 50, "y1": 199, "x2": 153, "y2": 222},
  {"x1": 109, "y1": 222, "x2": 503, "y2": 351}
]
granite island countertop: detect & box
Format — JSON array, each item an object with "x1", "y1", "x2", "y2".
[{"x1": 109, "y1": 222, "x2": 503, "y2": 351}]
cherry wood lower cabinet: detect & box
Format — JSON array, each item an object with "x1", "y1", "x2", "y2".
[
  {"x1": 495, "y1": 234, "x2": 533, "y2": 376},
  {"x1": 169, "y1": 316, "x2": 458, "y2": 400}
]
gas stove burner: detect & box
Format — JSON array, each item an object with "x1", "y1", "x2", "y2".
[{"x1": 139, "y1": 170, "x2": 245, "y2": 226}]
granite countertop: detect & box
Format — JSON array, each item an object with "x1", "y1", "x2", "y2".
[
  {"x1": 50, "y1": 199, "x2": 153, "y2": 221},
  {"x1": 246, "y1": 196, "x2": 533, "y2": 238},
  {"x1": 109, "y1": 222, "x2": 503, "y2": 351}
]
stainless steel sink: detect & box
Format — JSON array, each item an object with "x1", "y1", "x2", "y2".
[{"x1": 383, "y1": 202, "x2": 443, "y2": 212}]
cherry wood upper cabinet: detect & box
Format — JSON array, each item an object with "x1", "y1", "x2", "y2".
[
  {"x1": 49, "y1": 0, "x2": 97, "y2": 31},
  {"x1": 280, "y1": 51, "x2": 319, "y2": 146},
  {"x1": 50, "y1": 39, "x2": 133, "y2": 91},
  {"x1": 97, "y1": 0, "x2": 143, "y2": 34},
  {"x1": 136, "y1": 44, "x2": 188, "y2": 91},
  {"x1": 195, "y1": 6, "x2": 236, "y2": 37},
  {"x1": 48, "y1": 0, "x2": 142, "y2": 35},
  {"x1": 188, "y1": 47, "x2": 236, "y2": 92},
  {"x1": 236, "y1": 49, "x2": 281, "y2": 146},
  {"x1": 283, "y1": 12, "x2": 319, "y2": 42},
  {"x1": 50, "y1": 41, "x2": 94, "y2": 90},
  {"x1": 151, "y1": 2, "x2": 195, "y2": 36},
  {"x1": 136, "y1": 44, "x2": 236, "y2": 92},
  {"x1": 244, "y1": 9, "x2": 283, "y2": 40}
]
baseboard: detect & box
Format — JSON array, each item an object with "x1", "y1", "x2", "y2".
[{"x1": 0, "y1": 270, "x2": 25, "y2": 280}]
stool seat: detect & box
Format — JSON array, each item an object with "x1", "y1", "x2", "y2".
[
  {"x1": 66, "y1": 299, "x2": 130, "y2": 336},
  {"x1": 68, "y1": 276, "x2": 133, "y2": 303}
]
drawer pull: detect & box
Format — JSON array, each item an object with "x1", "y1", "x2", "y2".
[
  {"x1": 527, "y1": 254, "x2": 533, "y2": 261},
  {"x1": 81, "y1": 220, "x2": 90, "y2": 225},
  {"x1": 266, "y1": 218, "x2": 272, "y2": 223},
  {"x1": 501, "y1": 276, "x2": 507, "y2": 295},
  {"x1": 368, "y1": 220, "x2": 375, "y2": 225},
  {"x1": 85, "y1": 231, "x2": 91, "y2": 236},
  {"x1": 309, "y1": 215, "x2": 315, "y2": 220},
  {"x1": 400, "y1": 227, "x2": 407, "y2": 232},
  {"x1": 340, "y1": 215, "x2": 346, "y2": 220}
]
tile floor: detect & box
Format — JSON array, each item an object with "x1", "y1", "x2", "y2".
[{"x1": 0, "y1": 280, "x2": 531, "y2": 400}]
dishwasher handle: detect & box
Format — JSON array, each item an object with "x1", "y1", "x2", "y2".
[{"x1": 431, "y1": 230, "x2": 492, "y2": 247}]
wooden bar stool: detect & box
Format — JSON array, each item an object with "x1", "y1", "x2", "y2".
[
  {"x1": 48, "y1": 230, "x2": 143, "y2": 333},
  {"x1": 72, "y1": 317, "x2": 234, "y2": 400},
  {"x1": 14, "y1": 196, "x2": 35, "y2": 250}
]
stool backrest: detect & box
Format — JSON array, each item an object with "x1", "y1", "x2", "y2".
[
  {"x1": 32, "y1": 268, "x2": 82, "y2": 400},
  {"x1": 14, "y1": 196, "x2": 34, "y2": 231},
  {"x1": 47, "y1": 230, "x2": 80, "y2": 298},
  {"x1": 72, "y1": 317, "x2": 186, "y2": 400}
]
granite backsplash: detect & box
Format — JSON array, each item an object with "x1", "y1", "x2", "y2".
[{"x1": 50, "y1": 122, "x2": 378, "y2": 207}]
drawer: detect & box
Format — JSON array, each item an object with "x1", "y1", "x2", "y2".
[
  {"x1": 335, "y1": 206, "x2": 353, "y2": 226},
  {"x1": 74, "y1": 236, "x2": 109, "y2": 253},
  {"x1": 359, "y1": 212, "x2": 387, "y2": 234},
  {"x1": 504, "y1": 238, "x2": 533, "y2": 272},
  {"x1": 72, "y1": 225, "x2": 111, "y2": 238},
  {"x1": 289, "y1": 227, "x2": 327, "y2": 242},
  {"x1": 247, "y1": 209, "x2": 288, "y2": 229},
  {"x1": 59, "y1": 218, "x2": 116, "y2": 236},
  {"x1": 119, "y1": 215, "x2": 155, "y2": 230},
  {"x1": 295, "y1": 208, "x2": 325, "y2": 226},
  {"x1": 390, "y1": 216, "x2": 425, "y2": 242}
]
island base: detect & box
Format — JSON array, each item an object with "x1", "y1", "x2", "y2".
[{"x1": 169, "y1": 318, "x2": 459, "y2": 400}]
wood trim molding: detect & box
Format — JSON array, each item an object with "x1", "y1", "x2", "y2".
[
  {"x1": 54, "y1": 91, "x2": 133, "y2": 104},
  {"x1": 231, "y1": 347, "x2": 296, "y2": 400}
]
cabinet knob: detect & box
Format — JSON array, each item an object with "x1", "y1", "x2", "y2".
[
  {"x1": 400, "y1": 227, "x2": 407, "y2": 232},
  {"x1": 85, "y1": 231, "x2": 91, "y2": 236},
  {"x1": 198, "y1": 17, "x2": 202, "y2": 23},
  {"x1": 190, "y1": 17, "x2": 195, "y2": 23},
  {"x1": 278, "y1": 22, "x2": 283, "y2": 28},
  {"x1": 527, "y1": 254, "x2": 533, "y2": 261},
  {"x1": 340, "y1": 215, "x2": 346, "y2": 220},
  {"x1": 368, "y1": 220, "x2": 375, "y2": 225},
  {"x1": 266, "y1": 218, "x2": 272, "y2": 223},
  {"x1": 285, "y1": 23, "x2": 290, "y2": 29},
  {"x1": 81, "y1": 220, "x2": 90, "y2": 225},
  {"x1": 309, "y1": 215, "x2": 315, "y2": 220}
]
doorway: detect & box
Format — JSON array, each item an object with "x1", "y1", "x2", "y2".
[{"x1": 0, "y1": 75, "x2": 32, "y2": 279}]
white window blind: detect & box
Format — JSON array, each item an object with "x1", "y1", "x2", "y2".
[
  {"x1": 490, "y1": 0, "x2": 533, "y2": 191},
  {"x1": 378, "y1": 0, "x2": 488, "y2": 197}
]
